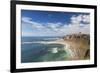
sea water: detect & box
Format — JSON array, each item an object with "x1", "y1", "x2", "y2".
[{"x1": 21, "y1": 37, "x2": 70, "y2": 63}]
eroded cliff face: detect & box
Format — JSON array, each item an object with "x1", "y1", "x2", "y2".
[{"x1": 63, "y1": 33, "x2": 90, "y2": 60}]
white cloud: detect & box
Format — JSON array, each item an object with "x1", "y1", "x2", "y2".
[
  {"x1": 71, "y1": 14, "x2": 90, "y2": 24},
  {"x1": 71, "y1": 15, "x2": 82, "y2": 24},
  {"x1": 22, "y1": 17, "x2": 45, "y2": 29},
  {"x1": 59, "y1": 23, "x2": 90, "y2": 35},
  {"x1": 62, "y1": 14, "x2": 90, "y2": 34},
  {"x1": 60, "y1": 23, "x2": 90, "y2": 35},
  {"x1": 46, "y1": 23, "x2": 62, "y2": 31},
  {"x1": 22, "y1": 14, "x2": 90, "y2": 36},
  {"x1": 22, "y1": 17, "x2": 32, "y2": 23},
  {"x1": 31, "y1": 22, "x2": 45, "y2": 29},
  {"x1": 82, "y1": 14, "x2": 90, "y2": 23}
]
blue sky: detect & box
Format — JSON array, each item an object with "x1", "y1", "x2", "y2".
[{"x1": 21, "y1": 10, "x2": 90, "y2": 37}]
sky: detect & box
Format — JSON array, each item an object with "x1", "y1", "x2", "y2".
[{"x1": 21, "y1": 10, "x2": 90, "y2": 37}]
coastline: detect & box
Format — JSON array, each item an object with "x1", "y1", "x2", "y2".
[
  {"x1": 45, "y1": 36, "x2": 90, "y2": 60},
  {"x1": 22, "y1": 37, "x2": 90, "y2": 60}
]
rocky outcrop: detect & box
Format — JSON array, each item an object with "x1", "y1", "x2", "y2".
[{"x1": 62, "y1": 32, "x2": 90, "y2": 60}]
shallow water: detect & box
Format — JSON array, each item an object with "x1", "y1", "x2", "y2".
[{"x1": 21, "y1": 37, "x2": 70, "y2": 63}]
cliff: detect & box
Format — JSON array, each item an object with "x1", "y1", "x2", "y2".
[{"x1": 61, "y1": 32, "x2": 90, "y2": 60}]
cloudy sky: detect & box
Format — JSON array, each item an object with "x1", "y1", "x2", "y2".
[{"x1": 21, "y1": 10, "x2": 90, "y2": 37}]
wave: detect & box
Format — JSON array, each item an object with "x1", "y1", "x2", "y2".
[
  {"x1": 22, "y1": 41, "x2": 59, "y2": 44},
  {"x1": 51, "y1": 48, "x2": 58, "y2": 53},
  {"x1": 43, "y1": 37, "x2": 59, "y2": 40}
]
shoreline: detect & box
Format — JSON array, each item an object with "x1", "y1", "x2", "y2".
[{"x1": 22, "y1": 36, "x2": 90, "y2": 60}]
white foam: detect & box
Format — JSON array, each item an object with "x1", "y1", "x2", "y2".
[
  {"x1": 51, "y1": 48, "x2": 58, "y2": 53},
  {"x1": 22, "y1": 41, "x2": 64, "y2": 45}
]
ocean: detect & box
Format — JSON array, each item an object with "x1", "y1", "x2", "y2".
[{"x1": 21, "y1": 37, "x2": 70, "y2": 63}]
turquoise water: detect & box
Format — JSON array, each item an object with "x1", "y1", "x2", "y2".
[{"x1": 21, "y1": 37, "x2": 70, "y2": 63}]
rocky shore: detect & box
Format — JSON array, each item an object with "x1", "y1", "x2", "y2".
[{"x1": 54, "y1": 32, "x2": 90, "y2": 60}]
